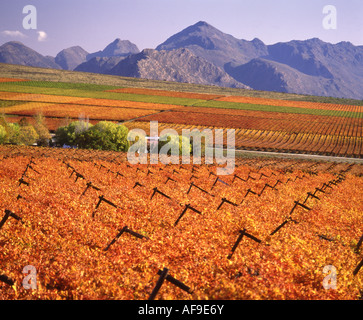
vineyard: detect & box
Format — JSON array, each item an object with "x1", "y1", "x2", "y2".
[
  {"x1": 0, "y1": 77, "x2": 362, "y2": 158},
  {"x1": 0, "y1": 72, "x2": 362, "y2": 300},
  {"x1": 0, "y1": 145, "x2": 362, "y2": 300}
]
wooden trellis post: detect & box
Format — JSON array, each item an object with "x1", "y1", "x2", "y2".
[
  {"x1": 104, "y1": 226, "x2": 149, "y2": 251},
  {"x1": 174, "y1": 204, "x2": 202, "y2": 226},
  {"x1": 0, "y1": 209, "x2": 23, "y2": 230},
  {"x1": 148, "y1": 268, "x2": 193, "y2": 300},
  {"x1": 227, "y1": 229, "x2": 262, "y2": 259},
  {"x1": 92, "y1": 195, "x2": 118, "y2": 218}
]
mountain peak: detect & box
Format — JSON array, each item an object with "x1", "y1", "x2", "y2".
[
  {"x1": 109, "y1": 38, "x2": 122, "y2": 45},
  {"x1": 103, "y1": 39, "x2": 139, "y2": 54},
  {"x1": 183, "y1": 20, "x2": 222, "y2": 35},
  {"x1": 193, "y1": 21, "x2": 213, "y2": 28},
  {"x1": 2, "y1": 41, "x2": 27, "y2": 48},
  {"x1": 195, "y1": 20, "x2": 208, "y2": 25},
  {"x1": 156, "y1": 21, "x2": 268, "y2": 67},
  {"x1": 55, "y1": 45, "x2": 89, "y2": 70},
  {"x1": 156, "y1": 21, "x2": 227, "y2": 53},
  {"x1": 86, "y1": 39, "x2": 140, "y2": 60},
  {"x1": 0, "y1": 41, "x2": 61, "y2": 69}
]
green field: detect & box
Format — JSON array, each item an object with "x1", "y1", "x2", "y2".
[
  {"x1": 194, "y1": 100, "x2": 363, "y2": 118},
  {"x1": 1, "y1": 62, "x2": 363, "y2": 106},
  {"x1": 0, "y1": 80, "x2": 204, "y2": 106},
  {"x1": 0, "y1": 78, "x2": 362, "y2": 119}
]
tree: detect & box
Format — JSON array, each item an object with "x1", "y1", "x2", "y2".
[
  {"x1": 0, "y1": 116, "x2": 40, "y2": 146},
  {"x1": 19, "y1": 117, "x2": 30, "y2": 127},
  {"x1": 54, "y1": 120, "x2": 129, "y2": 151},
  {"x1": 55, "y1": 121, "x2": 77, "y2": 146},
  {"x1": 33, "y1": 113, "x2": 51, "y2": 146},
  {"x1": 0, "y1": 115, "x2": 7, "y2": 128},
  {"x1": 0, "y1": 125, "x2": 7, "y2": 144},
  {"x1": 54, "y1": 121, "x2": 93, "y2": 147},
  {"x1": 83, "y1": 121, "x2": 129, "y2": 151},
  {"x1": 0, "y1": 116, "x2": 10, "y2": 143},
  {"x1": 18, "y1": 126, "x2": 39, "y2": 146},
  {"x1": 7, "y1": 123, "x2": 21, "y2": 144}
]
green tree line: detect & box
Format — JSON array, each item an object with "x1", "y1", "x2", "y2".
[
  {"x1": 54, "y1": 120, "x2": 130, "y2": 151},
  {"x1": 0, "y1": 114, "x2": 51, "y2": 146},
  {"x1": 0, "y1": 115, "x2": 192, "y2": 155}
]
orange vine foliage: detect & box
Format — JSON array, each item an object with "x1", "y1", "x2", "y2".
[
  {"x1": 75, "y1": 98, "x2": 180, "y2": 111},
  {"x1": 217, "y1": 95, "x2": 363, "y2": 112},
  {"x1": 138, "y1": 103, "x2": 362, "y2": 157},
  {"x1": 0, "y1": 78, "x2": 28, "y2": 83},
  {"x1": 1, "y1": 89, "x2": 362, "y2": 157},
  {"x1": 107, "y1": 87, "x2": 223, "y2": 100},
  {"x1": 0, "y1": 145, "x2": 362, "y2": 300},
  {"x1": 5, "y1": 103, "x2": 158, "y2": 122}
]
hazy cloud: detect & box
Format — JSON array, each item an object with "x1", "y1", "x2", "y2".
[
  {"x1": 2, "y1": 30, "x2": 26, "y2": 38},
  {"x1": 37, "y1": 31, "x2": 47, "y2": 42}
]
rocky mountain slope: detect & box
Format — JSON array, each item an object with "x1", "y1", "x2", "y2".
[
  {"x1": 55, "y1": 46, "x2": 89, "y2": 70},
  {"x1": 0, "y1": 41, "x2": 61, "y2": 69},
  {"x1": 108, "y1": 48, "x2": 249, "y2": 88}
]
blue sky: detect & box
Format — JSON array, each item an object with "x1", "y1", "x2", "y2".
[{"x1": 0, "y1": 0, "x2": 362, "y2": 56}]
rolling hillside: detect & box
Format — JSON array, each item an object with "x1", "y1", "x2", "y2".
[{"x1": 0, "y1": 64, "x2": 362, "y2": 158}]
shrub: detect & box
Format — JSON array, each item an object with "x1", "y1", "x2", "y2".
[{"x1": 54, "y1": 120, "x2": 129, "y2": 151}]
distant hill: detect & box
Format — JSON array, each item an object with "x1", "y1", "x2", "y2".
[
  {"x1": 224, "y1": 58, "x2": 341, "y2": 97},
  {"x1": 264, "y1": 39, "x2": 363, "y2": 99},
  {"x1": 0, "y1": 41, "x2": 61, "y2": 69},
  {"x1": 86, "y1": 38, "x2": 140, "y2": 60},
  {"x1": 108, "y1": 48, "x2": 249, "y2": 89},
  {"x1": 55, "y1": 46, "x2": 89, "y2": 70}
]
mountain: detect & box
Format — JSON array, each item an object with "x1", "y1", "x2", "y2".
[
  {"x1": 1, "y1": 22, "x2": 363, "y2": 99},
  {"x1": 224, "y1": 58, "x2": 344, "y2": 97},
  {"x1": 87, "y1": 39, "x2": 140, "y2": 60},
  {"x1": 108, "y1": 48, "x2": 249, "y2": 89},
  {"x1": 157, "y1": 21, "x2": 363, "y2": 99},
  {"x1": 0, "y1": 41, "x2": 61, "y2": 69},
  {"x1": 263, "y1": 39, "x2": 363, "y2": 98},
  {"x1": 55, "y1": 46, "x2": 89, "y2": 70},
  {"x1": 74, "y1": 56, "x2": 125, "y2": 74},
  {"x1": 267, "y1": 38, "x2": 334, "y2": 78},
  {"x1": 156, "y1": 21, "x2": 268, "y2": 68}
]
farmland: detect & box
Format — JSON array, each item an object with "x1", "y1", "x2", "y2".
[
  {"x1": 0, "y1": 74, "x2": 362, "y2": 157},
  {"x1": 0, "y1": 65, "x2": 362, "y2": 300}
]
